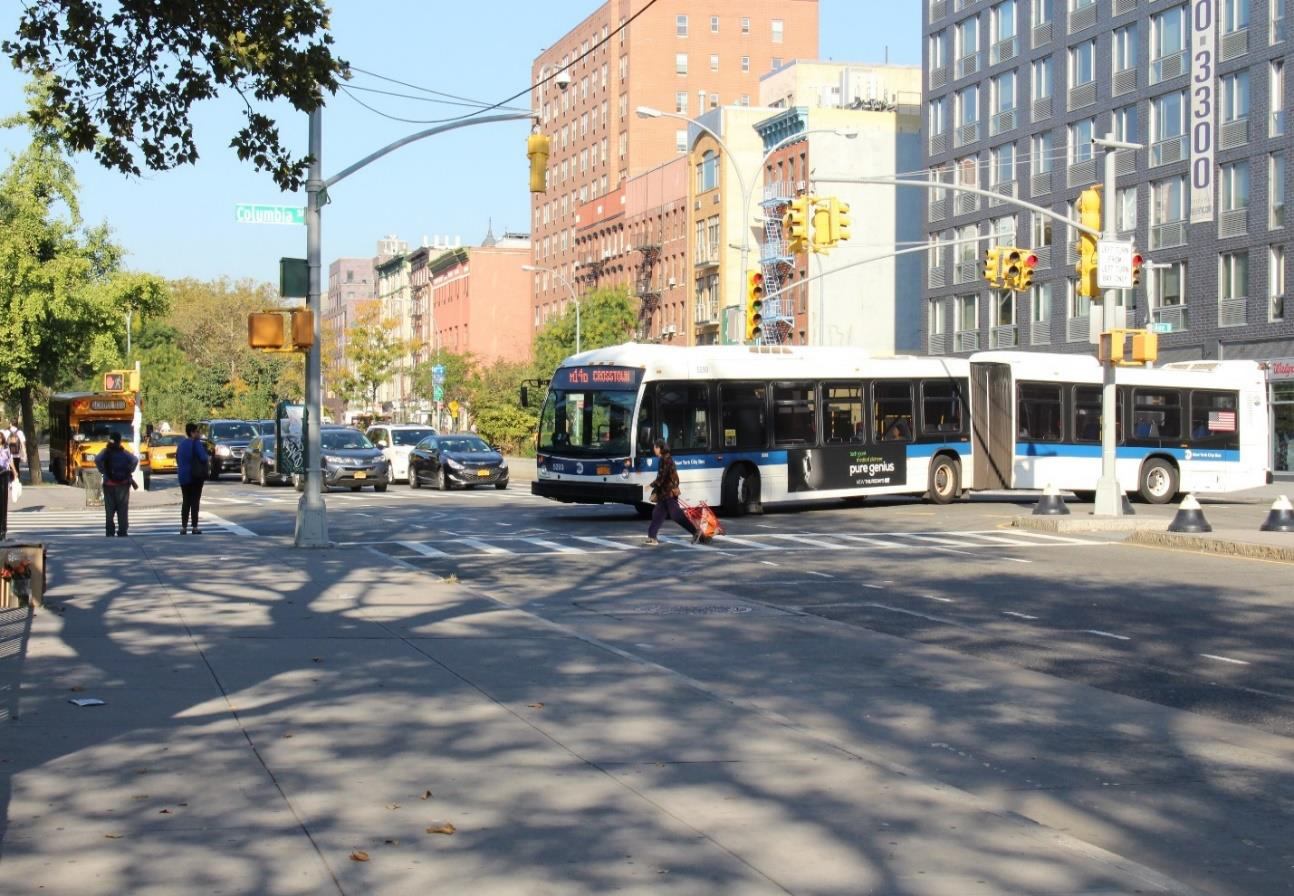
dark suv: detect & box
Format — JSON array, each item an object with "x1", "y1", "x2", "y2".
[{"x1": 200, "y1": 419, "x2": 259, "y2": 480}]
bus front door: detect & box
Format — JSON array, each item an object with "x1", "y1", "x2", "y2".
[{"x1": 971, "y1": 362, "x2": 1014, "y2": 490}]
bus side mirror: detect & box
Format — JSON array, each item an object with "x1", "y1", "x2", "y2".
[{"x1": 519, "y1": 386, "x2": 529, "y2": 408}]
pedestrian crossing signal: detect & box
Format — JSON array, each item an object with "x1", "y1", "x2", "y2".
[{"x1": 102, "y1": 369, "x2": 139, "y2": 392}]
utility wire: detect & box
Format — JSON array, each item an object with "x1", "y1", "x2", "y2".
[{"x1": 341, "y1": 82, "x2": 528, "y2": 112}]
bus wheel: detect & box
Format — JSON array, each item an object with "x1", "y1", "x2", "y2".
[
  {"x1": 1138, "y1": 458, "x2": 1179, "y2": 504},
  {"x1": 927, "y1": 455, "x2": 960, "y2": 505},
  {"x1": 722, "y1": 464, "x2": 762, "y2": 516}
]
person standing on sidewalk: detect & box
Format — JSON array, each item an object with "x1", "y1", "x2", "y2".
[
  {"x1": 95, "y1": 433, "x2": 138, "y2": 537},
  {"x1": 176, "y1": 422, "x2": 209, "y2": 535},
  {"x1": 644, "y1": 438, "x2": 700, "y2": 546},
  {"x1": 3, "y1": 420, "x2": 24, "y2": 480},
  {"x1": 0, "y1": 442, "x2": 13, "y2": 541}
]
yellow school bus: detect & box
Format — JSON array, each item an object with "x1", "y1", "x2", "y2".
[{"x1": 47, "y1": 392, "x2": 150, "y2": 487}]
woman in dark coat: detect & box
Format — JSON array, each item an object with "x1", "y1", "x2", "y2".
[{"x1": 645, "y1": 438, "x2": 700, "y2": 545}]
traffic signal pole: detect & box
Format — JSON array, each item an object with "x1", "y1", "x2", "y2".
[{"x1": 1092, "y1": 133, "x2": 1142, "y2": 518}]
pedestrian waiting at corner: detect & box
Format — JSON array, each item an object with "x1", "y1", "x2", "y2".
[
  {"x1": 176, "y1": 422, "x2": 209, "y2": 535},
  {"x1": 95, "y1": 433, "x2": 138, "y2": 537}
]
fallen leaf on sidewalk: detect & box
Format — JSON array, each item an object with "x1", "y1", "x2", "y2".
[
  {"x1": 420, "y1": 790, "x2": 433, "y2": 800},
  {"x1": 130, "y1": 794, "x2": 149, "y2": 801},
  {"x1": 425, "y1": 823, "x2": 456, "y2": 835},
  {"x1": 385, "y1": 803, "x2": 400, "y2": 810},
  {"x1": 158, "y1": 809, "x2": 172, "y2": 815},
  {"x1": 349, "y1": 850, "x2": 369, "y2": 862},
  {"x1": 383, "y1": 838, "x2": 399, "y2": 845},
  {"x1": 527, "y1": 702, "x2": 544, "y2": 709},
  {"x1": 104, "y1": 833, "x2": 123, "y2": 839}
]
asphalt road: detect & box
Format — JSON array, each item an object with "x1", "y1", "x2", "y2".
[{"x1": 15, "y1": 471, "x2": 1294, "y2": 894}]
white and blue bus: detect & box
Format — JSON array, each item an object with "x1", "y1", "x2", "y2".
[
  {"x1": 531, "y1": 344, "x2": 973, "y2": 514},
  {"x1": 968, "y1": 351, "x2": 1271, "y2": 503}
]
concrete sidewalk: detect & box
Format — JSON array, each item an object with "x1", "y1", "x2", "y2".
[{"x1": 0, "y1": 536, "x2": 1206, "y2": 895}]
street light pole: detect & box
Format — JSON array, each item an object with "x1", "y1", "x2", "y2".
[
  {"x1": 523, "y1": 264, "x2": 580, "y2": 353},
  {"x1": 296, "y1": 108, "x2": 329, "y2": 547}
]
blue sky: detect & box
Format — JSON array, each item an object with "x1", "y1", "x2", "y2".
[{"x1": 0, "y1": 2, "x2": 918, "y2": 283}]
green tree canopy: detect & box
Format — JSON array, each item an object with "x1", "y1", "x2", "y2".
[
  {"x1": 410, "y1": 350, "x2": 474, "y2": 410},
  {"x1": 466, "y1": 359, "x2": 539, "y2": 455},
  {"x1": 533, "y1": 286, "x2": 637, "y2": 375},
  {"x1": 4, "y1": 1, "x2": 345, "y2": 190},
  {"x1": 342, "y1": 301, "x2": 408, "y2": 411}
]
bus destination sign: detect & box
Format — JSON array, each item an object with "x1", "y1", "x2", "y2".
[
  {"x1": 89, "y1": 399, "x2": 127, "y2": 411},
  {"x1": 551, "y1": 366, "x2": 643, "y2": 391}
]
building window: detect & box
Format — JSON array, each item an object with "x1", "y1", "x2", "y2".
[
  {"x1": 1069, "y1": 118, "x2": 1095, "y2": 164},
  {"x1": 771, "y1": 19, "x2": 784, "y2": 43},
  {"x1": 1220, "y1": 160, "x2": 1250, "y2": 211},
  {"x1": 1220, "y1": 70, "x2": 1250, "y2": 123},
  {"x1": 1031, "y1": 282, "x2": 1051, "y2": 322},
  {"x1": 1156, "y1": 260, "x2": 1186, "y2": 308},
  {"x1": 1271, "y1": 246, "x2": 1286, "y2": 321},
  {"x1": 1222, "y1": 0, "x2": 1250, "y2": 33},
  {"x1": 1151, "y1": 89, "x2": 1187, "y2": 150},
  {"x1": 991, "y1": 143, "x2": 1015, "y2": 186},
  {"x1": 1030, "y1": 211, "x2": 1053, "y2": 247},
  {"x1": 1271, "y1": 152, "x2": 1286, "y2": 228},
  {"x1": 1031, "y1": 56, "x2": 1053, "y2": 99},
  {"x1": 1272, "y1": 61, "x2": 1286, "y2": 135},
  {"x1": 1113, "y1": 103, "x2": 1139, "y2": 142},
  {"x1": 675, "y1": 130, "x2": 688, "y2": 153},
  {"x1": 710, "y1": 53, "x2": 719, "y2": 72},
  {"x1": 956, "y1": 293, "x2": 978, "y2": 332},
  {"x1": 1113, "y1": 23, "x2": 1137, "y2": 74},
  {"x1": 930, "y1": 30, "x2": 948, "y2": 72},
  {"x1": 675, "y1": 91, "x2": 687, "y2": 113},
  {"x1": 1150, "y1": 6, "x2": 1187, "y2": 81},
  {"x1": 709, "y1": 93, "x2": 718, "y2": 110},
  {"x1": 1032, "y1": 0, "x2": 1052, "y2": 26},
  {"x1": 1219, "y1": 251, "x2": 1249, "y2": 300},
  {"x1": 990, "y1": 214, "x2": 1017, "y2": 246},
  {"x1": 740, "y1": 94, "x2": 750, "y2": 106},
  {"x1": 741, "y1": 55, "x2": 750, "y2": 72},
  {"x1": 956, "y1": 84, "x2": 979, "y2": 127},
  {"x1": 675, "y1": 53, "x2": 687, "y2": 75},
  {"x1": 1067, "y1": 278, "x2": 1090, "y2": 321},
  {"x1": 991, "y1": 70, "x2": 1015, "y2": 116},
  {"x1": 1030, "y1": 131, "x2": 1054, "y2": 174},
  {"x1": 697, "y1": 151, "x2": 719, "y2": 192},
  {"x1": 929, "y1": 298, "x2": 946, "y2": 335},
  {"x1": 741, "y1": 16, "x2": 750, "y2": 34},
  {"x1": 771, "y1": 56, "x2": 782, "y2": 69},
  {"x1": 676, "y1": 14, "x2": 688, "y2": 37},
  {"x1": 711, "y1": 15, "x2": 719, "y2": 33},
  {"x1": 993, "y1": 0, "x2": 1017, "y2": 42},
  {"x1": 1070, "y1": 39, "x2": 1095, "y2": 88},
  {"x1": 955, "y1": 223, "x2": 979, "y2": 264},
  {"x1": 955, "y1": 15, "x2": 979, "y2": 63}
]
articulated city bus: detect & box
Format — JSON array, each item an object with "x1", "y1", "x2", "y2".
[
  {"x1": 968, "y1": 351, "x2": 1271, "y2": 503},
  {"x1": 48, "y1": 392, "x2": 150, "y2": 487},
  {"x1": 530, "y1": 344, "x2": 972, "y2": 514}
]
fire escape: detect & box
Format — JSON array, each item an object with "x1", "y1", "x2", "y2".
[
  {"x1": 757, "y1": 178, "x2": 798, "y2": 345},
  {"x1": 634, "y1": 237, "x2": 662, "y2": 340}
]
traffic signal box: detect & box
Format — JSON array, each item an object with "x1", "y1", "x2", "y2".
[
  {"x1": 248, "y1": 309, "x2": 313, "y2": 352},
  {"x1": 102, "y1": 369, "x2": 140, "y2": 393},
  {"x1": 1099, "y1": 328, "x2": 1158, "y2": 365},
  {"x1": 783, "y1": 196, "x2": 810, "y2": 253},
  {"x1": 810, "y1": 201, "x2": 833, "y2": 253},
  {"x1": 1075, "y1": 187, "x2": 1101, "y2": 298},
  {"x1": 745, "y1": 270, "x2": 765, "y2": 342},
  {"x1": 983, "y1": 247, "x2": 1003, "y2": 287},
  {"x1": 527, "y1": 134, "x2": 551, "y2": 193}
]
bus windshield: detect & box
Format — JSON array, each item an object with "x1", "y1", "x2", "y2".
[
  {"x1": 78, "y1": 420, "x2": 134, "y2": 441},
  {"x1": 538, "y1": 388, "x2": 636, "y2": 457}
]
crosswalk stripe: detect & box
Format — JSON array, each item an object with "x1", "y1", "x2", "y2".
[
  {"x1": 573, "y1": 535, "x2": 635, "y2": 551},
  {"x1": 706, "y1": 534, "x2": 775, "y2": 550},
  {"x1": 957, "y1": 532, "x2": 1052, "y2": 547},
  {"x1": 519, "y1": 536, "x2": 582, "y2": 553},
  {"x1": 398, "y1": 540, "x2": 450, "y2": 558},
  {"x1": 457, "y1": 537, "x2": 512, "y2": 555},
  {"x1": 833, "y1": 533, "x2": 906, "y2": 548},
  {"x1": 892, "y1": 533, "x2": 986, "y2": 547},
  {"x1": 764, "y1": 533, "x2": 849, "y2": 550}
]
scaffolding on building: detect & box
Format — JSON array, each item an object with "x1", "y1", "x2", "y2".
[{"x1": 756, "y1": 179, "x2": 799, "y2": 345}]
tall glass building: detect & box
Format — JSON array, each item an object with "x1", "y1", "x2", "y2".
[{"x1": 921, "y1": 0, "x2": 1293, "y2": 474}]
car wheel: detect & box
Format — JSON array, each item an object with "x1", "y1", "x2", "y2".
[
  {"x1": 409, "y1": 467, "x2": 421, "y2": 488},
  {"x1": 1139, "y1": 458, "x2": 1179, "y2": 504},
  {"x1": 258, "y1": 465, "x2": 269, "y2": 487},
  {"x1": 926, "y1": 455, "x2": 960, "y2": 505},
  {"x1": 294, "y1": 474, "x2": 304, "y2": 492},
  {"x1": 240, "y1": 464, "x2": 249, "y2": 484},
  {"x1": 374, "y1": 483, "x2": 388, "y2": 492},
  {"x1": 495, "y1": 481, "x2": 508, "y2": 490},
  {"x1": 441, "y1": 469, "x2": 452, "y2": 491}
]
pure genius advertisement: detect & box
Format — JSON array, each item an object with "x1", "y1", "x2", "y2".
[{"x1": 787, "y1": 445, "x2": 907, "y2": 492}]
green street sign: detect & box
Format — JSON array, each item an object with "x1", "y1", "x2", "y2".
[
  {"x1": 236, "y1": 203, "x2": 306, "y2": 226},
  {"x1": 433, "y1": 385, "x2": 444, "y2": 402}
]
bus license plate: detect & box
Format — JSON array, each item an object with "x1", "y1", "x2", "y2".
[
  {"x1": 476, "y1": 469, "x2": 490, "y2": 477},
  {"x1": 354, "y1": 471, "x2": 367, "y2": 479},
  {"x1": 596, "y1": 466, "x2": 610, "y2": 475}
]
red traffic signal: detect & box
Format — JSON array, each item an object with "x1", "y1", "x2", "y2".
[
  {"x1": 1131, "y1": 252, "x2": 1144, "y2": 286},
  {"x1": 1024, "y1": 253, "x2": 1038, "y2": 269}
]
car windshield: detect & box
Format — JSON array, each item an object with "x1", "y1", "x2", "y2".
[
  {"x1": 439, "y1": 437, "x2": 491, "y2": 453},
  {"x1": 538, "y1": 388, "x2": 636, "y2": 457},
  {"x1": 255, "y1": 420, "x2": 276, "y2": 434},
  {"x1": 79, "y1": 420, "x2": 134, "y2": 440},
  {"x1": 321, "y1": 430, "x2": 373, "y2": 451},
  {"x1": 211, "y1": 422, "x2": 256, "y2": 440},
  {"x1": 391, "y1": 428, "x2": 434, "y2": 446},
  {"x1": 150, "y1": 434, "x2": 183, "y2": 447}
]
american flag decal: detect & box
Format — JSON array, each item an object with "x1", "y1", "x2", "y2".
[{"x1": 1208, "y1": 410, "x2": 1236, "y2": 432}]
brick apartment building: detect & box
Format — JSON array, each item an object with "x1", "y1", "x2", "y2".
[
  {"x1": 529, "y1": 0, "x2": 818, "y2": 332},
  {"x1": 429, "y1": 231, "x2": 534, "y2": 365}
]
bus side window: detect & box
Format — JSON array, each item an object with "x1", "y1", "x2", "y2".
[
  {"x1": 1073, "y1": 385, "x2": 1122, "y2": 442},
  {"x1": 635, "y1": 385, "x2": 656, "y2": 455},
  {"x1": 920, "y1": 380, "x2": 963, "y2": 436},
  {"x1": 720, "y1": 383, "x2": 767, "y2": 449},
  {"x1": 1017, "y1": 383, "x2": 1062, "y2": 441},
  {"x1": 1131, "y1": 389, "x2": 1181, "y2": 440},
  {"x1": 659, "y1": 383, "x2": 710, "y2": 452},
  {"x1": 772, "y1": 382, "x2": 816, "y2": 447},
  {"x1": 874, "y1": 381, "x2": 914, "y2": 442},
  {"x1": 823, "y1": 382, "x2": 865, "y2": 444},
  {"x1": 1189, "y1": 390, "x2": 1239, "y2": 446}
]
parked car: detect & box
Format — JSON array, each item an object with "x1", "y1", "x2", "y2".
[
  {"x1": 408, "y1": 433, "x2": 508, "y2": 490},
  {"x1": 292, "y1": 426, "x2": 390, "y2": 492},
  {"x1": 241, "y1": 435, "x2": 286, "y2": 486},
  {"x1": 200, "y1": 419, "x2": 258, "y2": 480},
  {"x1": 365, "y1": 423, "x2": 437, "y2": 482},
  {"x1": 146, "y1": 433, "x2": 183, "y2": 474}
]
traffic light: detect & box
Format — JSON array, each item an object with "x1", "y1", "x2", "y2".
[
  {"x1": 827, "y1": 198, "x2": 851, "y2": 245},
  {"x1": 1075, "y1": 187, "x2": 1101, "y2": 298},
  {"x1": 810, "y1": 199, "x2": 833, "y2": 253},
  {"x1": 102, "y1": 369, "x2": 139, "y2": 392},
  {"x1": 784, "y1": 196, "x2": 810, "y2": 250},
  {"x1": 983, "y1": 246, "x2": 1003, "y2": 287},
  {"x1": 527, "y1": 133, "x2": 550, "y2": 193},
  {"x1": 1015, "y1": 250, "x2": 1038, "y2": 292},
  {"x1": 1002, "y1": 247, "x2": 1025, "y2": 289},
  {"x1": 248, "y1": 309, "x2": 314, "y2": 352},
  {"x1": 1131, "y1": 251, "x2": 1144, "y2": 288},
  {"x1": 745, "y1": 270, "x2": 765, "y2": 342}
]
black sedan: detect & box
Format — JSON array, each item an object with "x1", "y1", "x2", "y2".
[
  {"x1": 240, "y1": 435, "x2": 286, "y2": 487},
  {"x1": 408, "y1": 434, "x2": 508, "y2": 490},
  {"x1": 291, "y1": 427, "x2": 390, "y2": 492}
]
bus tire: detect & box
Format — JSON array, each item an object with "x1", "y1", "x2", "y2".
[
  {"x1": 721, "y1": 464, "x2": 762, "y2": 516},
  {"x1": 1138, "y1": 457, "x2": 1179, "y2": 504},
  {"x1": 926, "y1": 454, "x2": 960, "y2": 505}
]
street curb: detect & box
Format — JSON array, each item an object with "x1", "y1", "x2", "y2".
[
  {"x1": 1012, "y1": 515, "x2": 1154, "y2": 533},
  {"x1": 1125, "y1": 529, "x2": 1294, "y2": 563}
]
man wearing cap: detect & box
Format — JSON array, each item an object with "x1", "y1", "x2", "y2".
[{"x1": 95, "y1": 433, "x2": 138, "y2": 537}]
